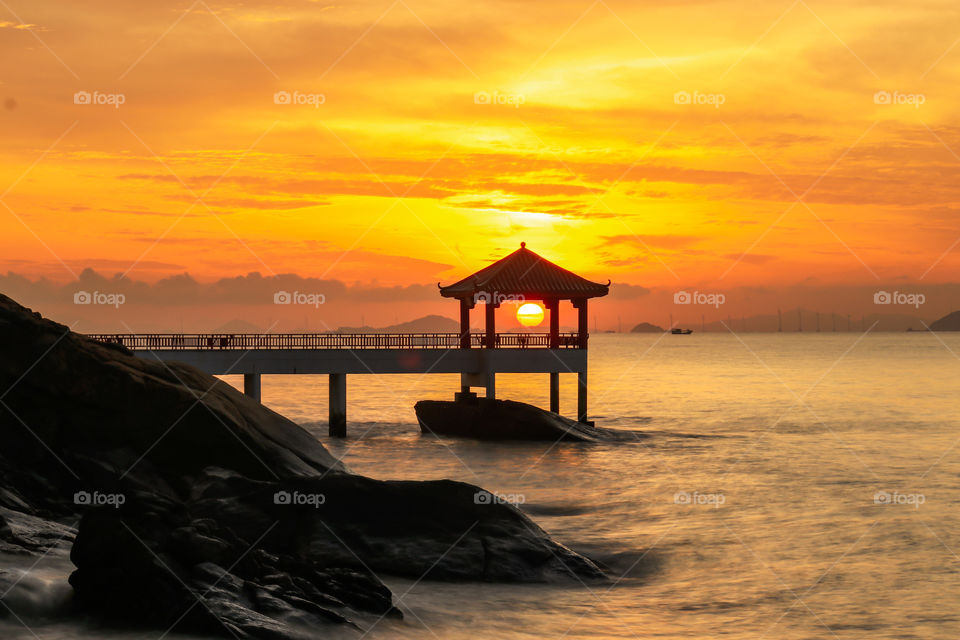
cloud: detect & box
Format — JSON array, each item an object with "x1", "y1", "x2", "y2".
[
  {"x1": 609, "y1": 282, "x2": 651, "y2": 299},
  {"x1": 4, "y1": 0, "x2": 960, "y2": 295},
  {"x1": 0, "y1": 21, "x2": 41, "y2": 30},
  {"x1": 722, "y1": 253, "x2": 776, "y2": 265},
  {"x1": 0, "y1": 269, "x2": 440, "y2": 306},
  {"x1": 164, "y1": 195, "x2": 331, "y2": 210},
  {"x1": 601, "y1": 234, "x2": 702, "y2": 249}
]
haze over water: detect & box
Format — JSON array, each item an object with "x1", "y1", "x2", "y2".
[
  {"x1": 237, "y1": 332, "x2": 960, "y2": 639},
  {"x1": 2, "y1": 332, "x2": 957, "y2": 639}
]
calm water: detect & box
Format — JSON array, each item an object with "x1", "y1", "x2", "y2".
[{"x1": 4, "y1": 333, "x2": 959, "y2": 639}]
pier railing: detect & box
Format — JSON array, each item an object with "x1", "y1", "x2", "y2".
[{"x1": 86, "y1": 332, "x2": 583, "y2": 350}]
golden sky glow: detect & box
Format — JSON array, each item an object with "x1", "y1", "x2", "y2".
[{"x1": 2, "y1": 0, "x2": 960, "y2": 328}]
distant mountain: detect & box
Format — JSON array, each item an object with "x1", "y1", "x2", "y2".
[
  {"x1": 630, "y1": 322, "x2": 665, "y2": 333},
  {"x1": 688, "y1": 309, "x2": 929, "y2": 332},
  {"x1": 385, "y1": 315, "x2": 460, "y2": 333},
  {"x1": 214, "y1": 319, "x2": 265, "y2": 333},
  {"x1": 332, "y1": 314, "x2": 459, "y2": 334},
  {"x1": 930, "y1": 311, "x2": 960, "y2": 331}
]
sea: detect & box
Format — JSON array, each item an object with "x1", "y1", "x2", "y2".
[{"x1": 3, "y1": 332, "x2": 959, "y2": 639}]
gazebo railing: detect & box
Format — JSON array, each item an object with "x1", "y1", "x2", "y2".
[{"x1": 86, "y1": 332, "x2": 583, "y2": 350}]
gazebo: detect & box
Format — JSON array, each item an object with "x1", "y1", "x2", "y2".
[{"x1": 439, "y1": 242, "x2": 609, "y2": 422}]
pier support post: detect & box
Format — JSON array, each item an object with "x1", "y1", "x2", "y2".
[
  {"x1": 243, "y1": 373, "x2": 261, "y2": 402},
  {"x1": 485, "y1": 372, "x2": 496, "y2": 399},
  {"x1": 549, "y1": 372, "x2": 559, "y2": 413},
  {"x1": 329, "y1": 373, "x2": 347, "y2": 437},
  {"x1": 577, "y1": 370, "x2": 588, "y2": 423}
]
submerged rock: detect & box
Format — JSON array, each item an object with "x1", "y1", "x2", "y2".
[
  {"x1": 0, "y1": 294, "x2": 605, "y2": 639},
  {"x1": 415, "y1": 398, "x2": 646, "y2": 442}
]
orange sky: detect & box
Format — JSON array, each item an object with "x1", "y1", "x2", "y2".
[{"x1": 2, "y1": 0, "x2": 960, "y2": 328}]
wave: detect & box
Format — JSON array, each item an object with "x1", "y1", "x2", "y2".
[
  {"x1": 590, "y1": 415, "x2": 653, "y2": 423},
  {"x1": 0, "y1": 566, "x2": 74, "y2": 619},
  {"x1": 520, "y1": 503, "x2": 597, "y2": 517},
  {"x1": 575, "y1": 546, "x2": 664, "y2": 581}
]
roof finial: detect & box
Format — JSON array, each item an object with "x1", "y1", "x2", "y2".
[{"x1": 520, "y1": 241, "x2": 526, "y2": 249}]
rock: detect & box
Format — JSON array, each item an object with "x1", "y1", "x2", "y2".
[
  {"x1": 630, "y1": 322, "x2": 665, "y2": 333},
  {"x1": 0, "y1": 294, "x2": 606, "y2": 639},
  {"x1": 415, "y1": 398, "x2": 646, "y2": 442},
  {"x1": 930, "y1": 310, "x2": 960, "y2": 331},
  {"x1": 68, "y1": 492, "x2": 378, "y2": 638},
  {"x1": 0, "y1": 508, "x2": 75, "y2": 555}
]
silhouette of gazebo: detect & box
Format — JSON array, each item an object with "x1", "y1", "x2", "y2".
[{"x1": 439, "y1": 242, "x2": 609, "y2": 421}]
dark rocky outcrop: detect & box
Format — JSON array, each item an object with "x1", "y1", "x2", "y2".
[
  {"x1": 415, "y1": 398, "x2": 646, "y2": 442},
  {"x1": 0, "y1": 294, "x2": 604, "y2": 639},
  {"x1": 0, "y1": 507, "x2": 76, "y2": 555},
  {"x1": 930, "y1": 310, "x2": 960, "y2": 331}
]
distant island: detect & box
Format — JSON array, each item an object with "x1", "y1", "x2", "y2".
[
  {"x1": 331, "y1": 314, "x2": 459, "y2": 334},
  {"x1": 930, "y1": 310, "x2": 960, "y2": 331},
  {"x1": 211, "y1": 314, "x2": 462, "y2": 334},
  {"x1": 630, "y1": 322, "x2": 665, "y2": 333}
]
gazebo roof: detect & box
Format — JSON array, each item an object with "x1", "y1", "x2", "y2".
[{"x1": 439, "y1": 243, "x2": 609, "y2": 300}]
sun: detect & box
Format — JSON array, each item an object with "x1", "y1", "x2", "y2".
[{"x1": 516, "y1": 302, "x2": 545, "y2": 327}]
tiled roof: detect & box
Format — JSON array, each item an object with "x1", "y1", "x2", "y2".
[{"x1": 439, "y1": 243, "x2": 609, "y2": 300}]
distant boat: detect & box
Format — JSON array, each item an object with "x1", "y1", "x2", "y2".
[{"x1": 671, "y1": 328, "x2": 692, "y2": 335}]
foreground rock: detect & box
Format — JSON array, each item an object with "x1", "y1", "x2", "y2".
[
  {"x1": 415, "y1": 398, "x2": 646, "y2": 442},
  {"x1": 0, "y1": 294, "x2": 604, "y2": 639}
]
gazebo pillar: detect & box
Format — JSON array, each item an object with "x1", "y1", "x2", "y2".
[
  {"x1": 459, "y1": 298, "x2": 472, "y2": 349},
  {"x1": 549, "y1": 372, "x2": 559, "y2": 413},
  {"x1": 485, "y1": 301, "x2": 497, "y2": 348},
  {"x1": 547, "y1": 299, "x2": 560, "y2": 349},
  {"x1": 574, "y1": 298, "x2": 588, "y2": 348}
]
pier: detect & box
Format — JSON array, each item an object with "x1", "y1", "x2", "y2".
[{"x1": 88, "y1": 244, "x2": 609, "y2": 436}]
